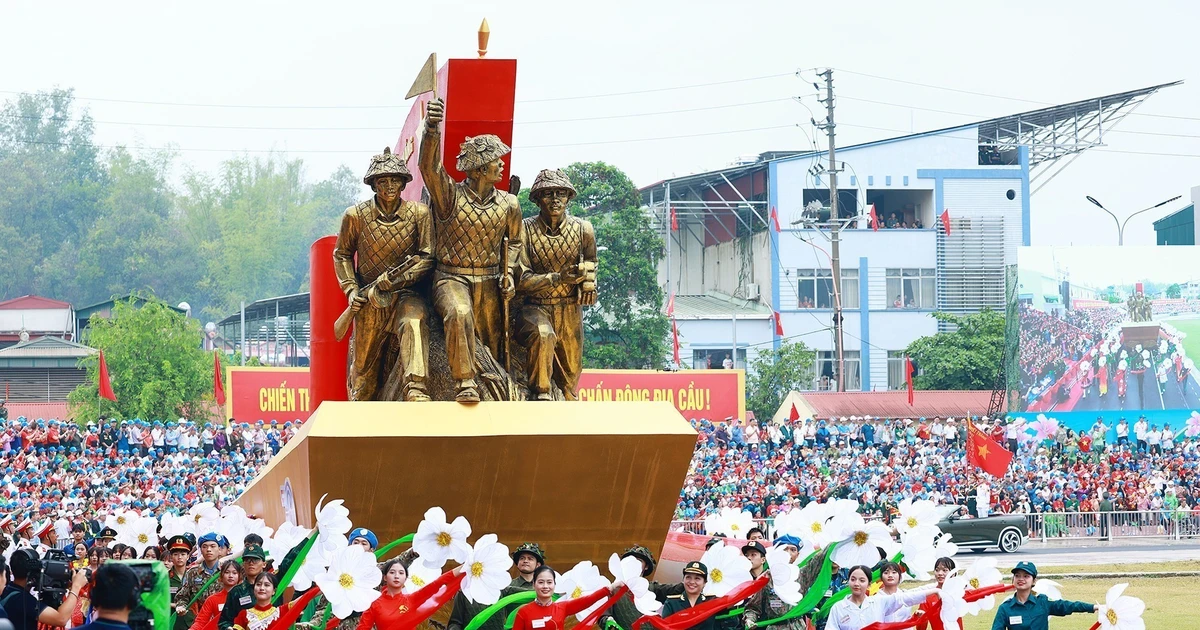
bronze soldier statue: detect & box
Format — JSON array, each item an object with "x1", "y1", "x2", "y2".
[
  {"x1": 419, "y1": 98, "x2": 523, "y2": 403},
  {"x1": 517, "y1": 169, "x2": 597, "y2": 400},
  {"x1": 333, "y1": 147, "x2": 436, "y2": 401}
]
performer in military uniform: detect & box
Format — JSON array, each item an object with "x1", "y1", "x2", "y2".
[
  {"x1": 661, "y1": 562, "x2": 715, "y2": 630},
  {"x1": 420, "y1": 98, "x2": 524, "y2": 403},
  {"x1": 603, "y1": 545, "x2": 683, "y2": 630},
  {"x1": 446, "y1": 542, "x2": 545, "y2": 630},
  {"x1": 334, "y1": 147, "x2": 436, "y2": 402},
  {"x1": 516, "y1": 169, "x2": 597, "y2": 401},
  {"x1": 166, "y1": 535, "x2": 195, "y2": 630},
  {"x1": 743, "y1": 537, "x2": 804, "y2": 630},
  {"x1": 174, "y1": 532, "x2": 224, "y2": 620}
]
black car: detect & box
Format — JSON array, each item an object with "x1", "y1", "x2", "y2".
[{"x1": 936, "y1": 504, "x2": 1029, "y2": 553}]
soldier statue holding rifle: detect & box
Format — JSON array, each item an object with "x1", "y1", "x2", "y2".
[{"x1": 333, "y1": 147, "x2": 436, "y2": 402}]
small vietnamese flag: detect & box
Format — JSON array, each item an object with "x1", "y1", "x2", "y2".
[
  {"x1": 98, "y1": 350, "x2": 117, "y2": 402},
  {"x1": 967, "y1": 421, "x2": 1014, "y2": 477},
  {"x1": 772, "y1": 311, "x2": 785, "y2": 336},
  {"x1": 770, "y1": 206, "x2": 781, "y2": 232},
  {"x1": 940, "y1": 209, "x2": 952, "y2": 235},
  {"x1": 670, "y1": 207, "x2": 679, "y2": 232},
  {"x1": 905, "y1": 355, "x2": 916, "y2": 406},
  {"x1": 666, "y1": 293, "x2": 675, "y2": 317},
  {"x1": 213, "y1": 351, "x2": 226, "y2": 406},
  {"x1": 868, "y1": 203, "x2": 879, "y2": 232},
  {"x1": 788, "y1": 403, "x2": 800, "y2": 421}
]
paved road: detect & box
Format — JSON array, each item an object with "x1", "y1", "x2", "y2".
[{"x1": 954, "y1": 540, "x2": 1200, "y2": 569}]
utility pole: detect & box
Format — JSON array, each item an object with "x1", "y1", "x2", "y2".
[{"x1": 819, "y1": 69, "x2": 845, "y2": 392}]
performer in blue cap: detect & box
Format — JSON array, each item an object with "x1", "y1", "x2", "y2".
[
  {"x1": 174, "y1": 532, "x2": 224, "y2": 620},
  {"x1": 349, "y1": 527, "x2": 378, "y2": 552}
]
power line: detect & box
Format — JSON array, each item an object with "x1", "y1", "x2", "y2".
[
  {"x1": 516, "y1": 72, "x2": 795, "y2": 103},
  {"x1": 521, "y1": 124, "x2": 796, "y2": 149}
]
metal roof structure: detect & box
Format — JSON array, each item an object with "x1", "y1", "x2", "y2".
[
  {"x1": 674, "y1": 292, "x2": 773, "y2": 319},
  {"x1": 0, "y1": 335, "x2": 95, "y2": 368},
  {"x1": 0, "y1": 295, "x2": 72, "y2": 310},
  {"x1": 795, "y1": 389, "x2": 998, "y2": 420},
  {"x1": 217, "y1": 292, "x2": 311, "y2": 326}
]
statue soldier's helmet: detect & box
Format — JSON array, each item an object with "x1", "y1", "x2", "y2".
[
  {"x1": 511, "y1": 542, "x2": 546, "y2": 565},
  {"x1": 363, "y1": 146, "x2": 413, "y2": 186},
  {"x1": 620, "y1": 544, "x2": 656, "y2": 577},
  {"x1": 456, "y1": 134, "x2": 511, "y2": 173},
  {"x1": 530, "y1": 169, "x2": 577, "y2": 202}
]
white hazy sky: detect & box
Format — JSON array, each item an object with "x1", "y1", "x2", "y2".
[
  {"x1": 1021, "y1": 246, "x2": 1200, "y2": 287},
  {"x1": 5, "y1": 0, "x2": 1199, "y2": 246}
]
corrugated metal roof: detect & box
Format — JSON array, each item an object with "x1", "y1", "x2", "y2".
[
  {"x1": 2, "y1": 402, "x2": 71, "y2": 420},
  {"x1": 798, "y1": 390, "x2": 997, "y2": 420},
  {"x1": 0, "y1": 295, "x2": 72, "y2": 310},
  {"x1": 674, "y1": 292, "x2": 772, "y2": 319},
  {"x1": 0, "y1": 336, "x2": 96, "y2": 358}
]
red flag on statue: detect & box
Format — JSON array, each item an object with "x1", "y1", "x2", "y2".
[
  {"x1": 940, "y1": 209, "x2": 951, "y2": 235},
  {"x1": 868, "y1": 203, "x2": 879, "y2": 232},
  {"x1": 770, "y1": 206, "x2": 781, "y2": 232},
  {"x1": 98, "y1": 350, "x2": 117, "y2": 402},
  {"x1": 772, "y1": 311, "x2": 785, "y2": 336},
  {"x1": 905, "y1": 356, "x2": 916, "y2": 406},
  {"x1": 967, "y1": 421, "x2": 1013, "y2": 477},
  {"x1": 213, "y1": 352, "x2": 226, "y2": 406}
]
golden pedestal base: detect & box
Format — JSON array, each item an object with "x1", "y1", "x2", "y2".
[{"x1": 235, "y1": 401, "x2": 697, "y2": 572}]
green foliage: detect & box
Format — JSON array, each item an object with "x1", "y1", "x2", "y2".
[
  {"x1": 67, "y1": 297, "x2": 221, "y2": 423},
  {"x1": 903, "y1": 309, "x2": 1005, "y2": 390},
  {"x1": 745, "y1": 341, "x2": 815, "y2": 421},
  {"x1": 561, "y1": 162, "x2": 640, "y2": 216},
  {"x1": 516, "y1": 188, "x2": 539, "y2": 219},
  {"x1": 1167, "y1": 283, "x2": 1182, "y2": 299}
]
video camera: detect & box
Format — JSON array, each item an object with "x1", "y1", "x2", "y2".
[{"x1": 22, "y1": 548, "x2": 80, "y2": 608}]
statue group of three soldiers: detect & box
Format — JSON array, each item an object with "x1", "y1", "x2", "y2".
[{"x1": 333, "y1": 97, "x2": 597, "y2": 403}]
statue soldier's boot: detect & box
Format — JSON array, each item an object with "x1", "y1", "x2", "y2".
[
  {"x1": 455, "y1": 379, "x2": 480, "y2": 403},
  {"x1": 404, "y1": 378, "x2": 431, "y2": 402}
]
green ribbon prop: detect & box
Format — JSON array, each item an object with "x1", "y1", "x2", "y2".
[
  {"x1": 319, "y1": 604, "x2": 334, "y2": 630},
  {"x1": 714, "y1": 608, "x2": 745, "y2": 620},
  {"x1": 815, "y1": 552, "x2": 903, "y2": 621},
  {"x1": 463, "y1": 591, "x2": 539, "y2": 630},
  {"x1": 750, "y1": 542, "x2": 838, "y2": 628},
  {"x1": 274, "y1": 531, "x2": 321, "y2": 606},
  {"x1": 169, "y1": 558, "x2": 230, "y2": 630},
  {"x1": 374, "y1": 533, "x2": 415, "y2": 559},
  {"x1": 505, "y1": 594, "x2": 561, "y2": 629},
  {"x1": 604, "y1": 620, "x2": 626, "y2": 630}
]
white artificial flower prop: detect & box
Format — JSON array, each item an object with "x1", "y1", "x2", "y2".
[
  {"x1": 894, "y1": 498, "x2": 940, "y2": 541},
  {"x1": 704, "y1": 507, "x2": 756, "y2": 538},
  {"x1": 188, "y1": 502, "x2": 221, "y2": 535},
  {"x1": 764, "y1": 546, "x2": 801, "y2": 605},
  {"x1": 315, "y1": 495, "x2": 353, "y2": 552},
  {"x1": 558, "y1": 561, "x2": 614, "y2": 621},
  {"x1": 413, "y1": 507, "x2": 473, "y2": 569},
  {"x1": 117, "y1": 516, "x2": 160, "y2": 555},
  {"x1": 830, "y1": 513, "x2": 898, "y2": 569},
  {"x1": 788, "y1": 501, "x2": 834, "y2": 549},
  {"x1": 901, "y1": 532, "x2": 958, "y2": 582},
  {"x1": 1097, "y1": 583, "x2": 1145, "y2": 630},
  {"x1": 461, "y1": 534, "x2": 513, "y2": 605},
  {"x1": 292, "y1": 537, "x2": 341, "y2": 590},
  {"x1": 403, "y1": 559, "x2": 444, "y2": 595},
  {"x1": 106, "y1": 508, "x2": 141, "y2": 534},
  {"x1": 608, "y1": 554, "x2": 658, "y2": 615},
  {"x1": 938, "y1": 574, "x2": 970, "y2": 627},
  {"x1": 265, "y1": 522, "x2": 312, "y2": 567},
  {"x1": 220, "y1": 505, "x2": 248, "y2": 521},
  {"x1": 159, "y1": 512, "x2": 191, "y2": 540},
  {"x1": 959, "y1": 558, "x2": 1003, "y2": 614},
  {"x1": 244, "y1": 516, "x2": 275, "y2": 542},
  {"x1": 699, "y1": 541, "x2": 752, "y2": 597},
  {"x1": 313, "y1": 545, "x2": 383, "y2": 619},
  {"x1": 1031, "y1": 578, "x2": 1062, "y2": 600}
]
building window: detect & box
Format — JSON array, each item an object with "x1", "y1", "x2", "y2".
[
  {"x1": 887, "y1": 351, "x2": 908, "y2": 390},
  {"x1": 809, "y1": 350, "x2": 861, "y2": 391},
  {"x1": 794, "y1": 269, "x2": 858, "y2": 309},
  {"x1": 886, "y1": 268, "x2": 936, "y2": 309},
  {"x1": 692, "y1": 348, "x2": 746, "y2": 370}
]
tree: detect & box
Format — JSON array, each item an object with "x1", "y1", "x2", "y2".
[
  {"x1": 745, "y1": 341, "x2": 815, "y2": 421},
  {"x1": 562, "y1": 162, "x2": 640, "y2": 215},
  {"x1": 68, "y1": 297, "x2": 220, "y2": 423},
  {"x1": 1167, "y1": 283, "x2": 1182, "y2": 299},
  {"x1": 903, "y1": 309, "x2": 1005, "y2": 390}
]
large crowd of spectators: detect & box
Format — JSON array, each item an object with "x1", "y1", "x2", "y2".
[
  {"x1": 1, "y1": 415, "x2": 301, "y2": 523},
  {"x1": 675, "y1": 415, "x2": 1200, "y2": 525}
]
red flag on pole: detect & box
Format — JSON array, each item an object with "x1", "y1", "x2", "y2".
[
  {"x1": 772, "y1": 311, "x2": 785, "y2": 337},
  {"x1": 769, "y1": 206, "x2": 781, "y2": 232},
  {"x1": 788, "y1": 403, "x2": 800, "y2": 421},
  {"x1": 868, "y1": 203, "x2": 879, "y2": 232},
  {"x1": 671, "y1": 319, "x2": 681, "y2": 364},
  {"x1": 905, "y1": 356, "x2": 916, "y2": 406},
  {"x1": 666, "y1": 293, "x2": 675, "y2": 317},
  {"x1": 98, "y1": 350, "x2": 117, "y2": 402},
  {"x1": 939, "y1": 209, "x2": 951, "y2": 235},
  {"x1": 670, "y1": 207, "x2": 678, "y2": 232},
  {"x1": 213, "y1": 352, "x2": 226, "y2": 406},
  {"x1": 967, "y1": 421, "x2": 1014, "y2": 477}
]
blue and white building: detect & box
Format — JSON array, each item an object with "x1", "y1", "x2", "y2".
[{"x1": 644, "y1": 82, "x2": 1176, "y2": 392}]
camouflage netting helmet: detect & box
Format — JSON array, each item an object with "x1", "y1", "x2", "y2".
[
  {"x1": 621, "y1": 544, "x2": 656, "y2": 577},
  {"x1": 530, "y1": 169, "x2": 577, "y2": 202},
  {"x1": 363, "y1": 146, "x2": 413, "y2": 186},
  {"x1": 456, "y1": 134, "x2": 511, "y2": 173},
  {"x1": 511, "y1": 542, "x2": 546, "y2": 564}
]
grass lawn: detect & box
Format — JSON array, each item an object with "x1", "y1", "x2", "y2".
[
  {"x1": 1164, "y1": 317, "x2": 1200, "y2": 360},
  {"x1": 960, "y1": 576, "x2": 1197, "y2": 629},
  {"x1": 1033, "y1": 559, "x2": 1200, "y2": 575}
]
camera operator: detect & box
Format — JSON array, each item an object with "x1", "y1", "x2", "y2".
[
  {"x1": 0, "y1": 549, "x2": 88, "y2": 630},
  {"x1": 71, "y1": 564, "x2": 140, "y2": 630}
]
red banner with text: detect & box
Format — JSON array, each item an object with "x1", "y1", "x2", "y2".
[
  {"x1": 576, "y1": 369, "x2": 746, "y2": 422},
  {"x1": 225, "y1": 367, "x2": 313, "y2": 424}
]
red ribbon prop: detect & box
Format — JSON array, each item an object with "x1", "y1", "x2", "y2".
[
  {"x1": 265, "y1": 588, "x2": 323, "y2": 630},
  {"x1": 632, "y1": 575, "x2": 769, "y2": 630},
  {"x1": 860, "y1": 584, "x2": 1013, "y2": 630},
  {"x1": 576, "y1": 585, "x2": 629, "y2": 630}
]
